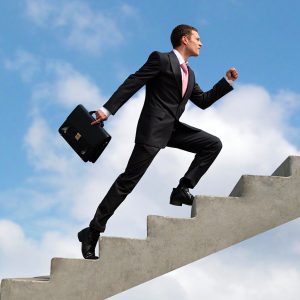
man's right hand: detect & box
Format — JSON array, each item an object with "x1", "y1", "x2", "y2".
[{"x1": 91, "y1": 109, "x2": 108, "y2": 125}]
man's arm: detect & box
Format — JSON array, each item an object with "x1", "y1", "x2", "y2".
[
  {"x1": 190, "y1": 67, "x2": 238, "y2": 109},
  {"x1": 92, "y1": 51, "x2": 161, "y2": 125}
]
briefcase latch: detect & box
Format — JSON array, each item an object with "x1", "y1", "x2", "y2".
[{"x1": 75, "y1": 132, "x2": 82, "y2": 141}]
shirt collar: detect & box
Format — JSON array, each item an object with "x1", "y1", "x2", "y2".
[{"x1": 173, "y1": 49, "x2": 188, "y2": 65}]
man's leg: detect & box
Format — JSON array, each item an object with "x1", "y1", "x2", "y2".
[
  {"x1": 90, "y1": 143, "x2": 160, "y2": 232},
  {"x1": 79, "y1": 143, "x2": 159, "y2": 259},
  {"x1": 167, "y1": 122, "x2": 222, "y2": 205}
]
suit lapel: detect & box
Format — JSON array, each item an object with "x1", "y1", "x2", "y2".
[{"x1": 169, "y1": 51, "x2": 182, "y2": 95}]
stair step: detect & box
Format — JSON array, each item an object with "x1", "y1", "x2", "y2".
[
  {"x1": 147, "y1": 215, "x2": 196, "y2": 239},
  {"x1": 229, "y1": 174, "x2": 290, "y2": 197},
  {"x1": 272, "y1": 155, "x2": 300, "y2": 177}
]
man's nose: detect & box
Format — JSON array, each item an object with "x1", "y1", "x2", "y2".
[{"x1": 199, "y1": 41, "x2": 203, "y2": 47}]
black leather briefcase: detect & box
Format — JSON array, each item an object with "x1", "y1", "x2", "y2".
[{"x1": 58, "y1": 104, "x2": 111, "y2": 163}]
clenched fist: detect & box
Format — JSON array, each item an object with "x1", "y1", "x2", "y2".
[{"x1": 226, "y1": 67, "x2": 238, "y2": 81}]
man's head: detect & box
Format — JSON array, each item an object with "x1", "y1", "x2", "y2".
[{"x1": 171, "y1": 24, "x2": 202, "y2": 58}]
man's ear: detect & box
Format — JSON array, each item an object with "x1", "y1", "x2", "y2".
[{"x1": 181, "y1": 35, "x2": 188, "y2": 46}]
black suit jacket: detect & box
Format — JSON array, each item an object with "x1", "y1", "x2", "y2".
[{"x1": 104, "y1": 51, "x2": 233, "y2": 148}]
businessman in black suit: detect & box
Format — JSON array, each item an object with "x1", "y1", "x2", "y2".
[{"x1": 78, "y1": 24, "x2": 238, "y2": 259}]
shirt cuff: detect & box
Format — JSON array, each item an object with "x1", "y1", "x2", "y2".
[
  {"x1": 225, "y1": 75, "x2": 234, "y2": 86},
  {"x1": 99, "y1": 106, "x2": 111, "y2": 117}
]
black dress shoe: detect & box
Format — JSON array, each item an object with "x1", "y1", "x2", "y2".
[
  {"x1": 170, "y1": 186, "x2": 194, "y2": 206},
  {"x1": 78, "y1": 227, "x2": 100, "y2": 259}
]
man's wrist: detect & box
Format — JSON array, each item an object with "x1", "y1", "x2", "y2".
[
  {"x1": 225, "y1": 75, "x2": 234, "y2": 86},
  {"x1": 99, "y1": 106, "x2": 111, "y2": 117}
]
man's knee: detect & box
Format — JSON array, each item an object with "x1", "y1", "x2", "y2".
[{"x1": 207, "y1": 136, "x2": 222, "y2": 155}]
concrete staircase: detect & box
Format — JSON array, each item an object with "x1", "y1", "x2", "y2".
[{"x1": 1, "y1": 156, "x2": 300, "y2": 300}]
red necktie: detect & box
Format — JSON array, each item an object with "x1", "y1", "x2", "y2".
[{"x1": 180, "y1": 63, "x2": 189, "y2": 97}]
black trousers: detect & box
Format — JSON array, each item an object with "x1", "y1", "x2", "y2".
[{"x1": 90, "y1": 123, "x2": 222, "y2": 232}]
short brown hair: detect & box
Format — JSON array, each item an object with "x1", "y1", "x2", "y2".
[{"x1": 170, "y1": 24, "x2": 198, "y2": 48}]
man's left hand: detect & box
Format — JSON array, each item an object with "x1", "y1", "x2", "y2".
[{"x1": 226, "y1": 67, "x2": 238, "y2": 81}]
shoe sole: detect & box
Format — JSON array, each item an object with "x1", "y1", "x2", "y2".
[
  {"x1": 170, "y1": 197, "x2": 194, "y2": 206},
  {"x1": 170, "y1": 198, "x2": 183, "y2": 206}
]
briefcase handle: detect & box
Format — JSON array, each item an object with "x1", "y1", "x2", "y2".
[{"x1": 89, "y1": 111, "x2": 104, "y2": 127}]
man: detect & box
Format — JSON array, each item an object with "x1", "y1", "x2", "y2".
[{"x1": 78, "y1": 24, "x2": 238, "y2": 259}]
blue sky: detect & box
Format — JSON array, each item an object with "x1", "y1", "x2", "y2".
[{"x1": 1, "y1": 0, "x2": 300, "y2": 299}]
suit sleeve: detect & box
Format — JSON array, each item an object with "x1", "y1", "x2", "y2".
[
  {"x1": 103, "y1": 51, "x2": 161, "y2": 115},
  {"x1": 189, "y1": 77, "x2": 233, "y2": 109}
]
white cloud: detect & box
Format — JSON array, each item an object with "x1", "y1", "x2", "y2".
[
  {"x1": 24, "y1": 115, "x2": 68, "y2": 172},
  {"x1": 3, "y1": 50, "x2": 105, "y2": 109},
  {"x1": 20, "y1": 60, "x2": 105, "y2": 116},
  {"x1": 45, "y1": 61, "x2": 105, "y2": 109},
  {"x1": 3, "y1": 50, "x2": 41, "y2": 82},
  {"x1": 0, "y1": 219, "x2": 80, "y2": 279},
  {"x1": 4, "y1": 50, "x2": 104, "y2": 109},
  {"x1": 273, "y1": 89, "x2": 300, "y2": 110},
  {"x1": 120, "y1": 4, "x2": 138, "y2": 17},
  {"x1": 110, "y1": 243, "x2": 300, "y2": 300},
  {"x1": 172, "y1": 255, "x2": 300, "y2": 300},
  {"x1": 25, "y1": 0, "x2": 125, "y2": 54},
  {"x1": 25, "y1": 0, "x2": 53, "y2": 25}
]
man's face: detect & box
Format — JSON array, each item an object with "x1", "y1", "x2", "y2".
[{"x1": 185, "y1": 30, "x2": 202, "y2": 57}]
